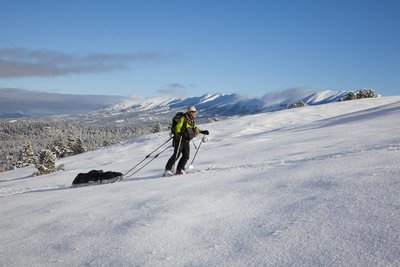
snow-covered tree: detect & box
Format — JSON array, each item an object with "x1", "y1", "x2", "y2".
[
  {"x1": 2, "y1": 154, "x2": 16, "y2": 171},
  {"x1": 207, "y1": 117, "x2": 220, "y2": 123},
  {"x1": 357, "y1": 88, "x2": 378, "y2": 99},
  {"x1": 15, "y1": 142, "x2": 36, "y2": 168},
  {"x1": 288, "y1": 101, "x2": 305, "y2": 109},
  {"x1": 65, "y1": 136, "x2": 87, "y2": 155},
  {"x1": 67, "y1": 136, "x2": 76, "y2": 154},
  {"x1": 150, "y1": 122, "x2": 162, "y2": 133},
  {"x1": 51, "y1": 136, "x2": 72, "y2": 158},
  {"x1": 73, "y1": 137, "x2": 87, "y2": 154},
  {"x1": 344, "y1": 92, "x2": 357, "y2": 101},
  {"x1": 343, "y1": 88, "x2": 378, "y2": 101},
  {"x1": 34, "y1": 149, "x2": 57, "y2": 176}
]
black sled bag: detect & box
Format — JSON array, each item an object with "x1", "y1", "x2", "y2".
[{"x1": 72, "y1": 170, "x2": 123, "y2": 185}]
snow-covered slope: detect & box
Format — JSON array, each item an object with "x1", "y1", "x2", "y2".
[{"x1": 1, "y1": 97, "x2": 399, "y2": 266}]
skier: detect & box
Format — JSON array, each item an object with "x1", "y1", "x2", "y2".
[{"x1": 164, "y1": 105, "x2": 209, "y2": 176}]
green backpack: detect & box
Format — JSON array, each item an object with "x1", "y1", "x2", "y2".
[{"x1": 171, "y1": 112, "x2": 187, "y2": 137}]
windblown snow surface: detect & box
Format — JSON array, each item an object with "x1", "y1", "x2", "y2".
[{"x1": 1, "y1": 97, "x2": 400, "y2": 267}]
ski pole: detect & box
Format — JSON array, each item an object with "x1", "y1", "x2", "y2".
[
  {"x1": 192, "y1": 140, "x2": 198, "y2": 150},
  {"x1": 124, "y1": 136, "x2": 172, "y2": 176},
  {"x1": 189, "y1": 134, "x2": 205, "y2": 168},
  {"x1": 172, "y1": 135, "x2": 183, "y2": 172},
  {"x1": 127, "y1": 145, "x2": 171, "y2": 177}
]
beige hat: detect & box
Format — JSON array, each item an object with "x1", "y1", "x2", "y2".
[{"x1": 188, "y1": 105, "x2": 197, "y2": 112}]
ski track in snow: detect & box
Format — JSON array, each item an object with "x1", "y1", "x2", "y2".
[{"x1": 1, "y1": 141, "x2": 399, "y2": 197}]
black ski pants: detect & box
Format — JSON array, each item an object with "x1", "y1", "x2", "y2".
[{"x1": 165, "y1": 138, "x2": 190, "y2": 171}]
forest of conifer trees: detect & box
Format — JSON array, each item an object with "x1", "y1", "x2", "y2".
[{"x1": 0, "y1": 119, "x2": 163, "y2": 173}]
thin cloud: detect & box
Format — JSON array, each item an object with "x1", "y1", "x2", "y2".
[
  {"x1": 0, "y1": 88, "x2": 125, "y2": 115},
  {"x1": 261, "y1": 87, "x2": 317, "y2": 105},
  {"x1": 158, "y1": 83, "x2": 188, "y2": 98},
  {"x1": 0, "y1": 47, "x2": 174, "y2": 77}
]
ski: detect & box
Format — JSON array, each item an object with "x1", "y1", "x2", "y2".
[{"x1": 162, "y1": 168, "x2": 210, "y2": 177}]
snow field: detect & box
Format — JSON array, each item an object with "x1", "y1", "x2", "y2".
[{"x1": 1, "y1": 97, "x2": 399, "y2": 266}]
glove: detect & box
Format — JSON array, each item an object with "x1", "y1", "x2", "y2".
[{"x1": 200, "y1": 130, "x2": 209, "y2": 135}]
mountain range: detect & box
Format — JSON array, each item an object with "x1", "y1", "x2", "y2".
[
  {"x1": 91, "y1": 89, "x2": 357, "y2": 125},
  {"x1": 110, "y1": 89, "x2": 350, "y2": 116},
  {"x1": 1, "y1": 88, "x2": 374, "y2": 124}
]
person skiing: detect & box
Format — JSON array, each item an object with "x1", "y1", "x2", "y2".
[{"x1": 164, "y1": 105, "x2": 209, "y2": 176}]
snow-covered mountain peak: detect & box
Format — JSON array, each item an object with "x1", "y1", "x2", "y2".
[
  {"x1": 108, "y1": 95, "x2": 176, "y2": 111},
  {"x1": 198, "y1": 93, "x2": 224, "y2": 103},
  {"x1": 302, "y1": 90, "x2": 348, "y2": 105}
]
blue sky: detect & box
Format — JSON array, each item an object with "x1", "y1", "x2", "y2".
[{"x1": 0, "y1": 0, "x2": 399, "y2": 98}]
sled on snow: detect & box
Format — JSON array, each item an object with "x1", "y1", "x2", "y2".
[{"x1": 72, "y1": 170, "x2": 123, "y2": 187}]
